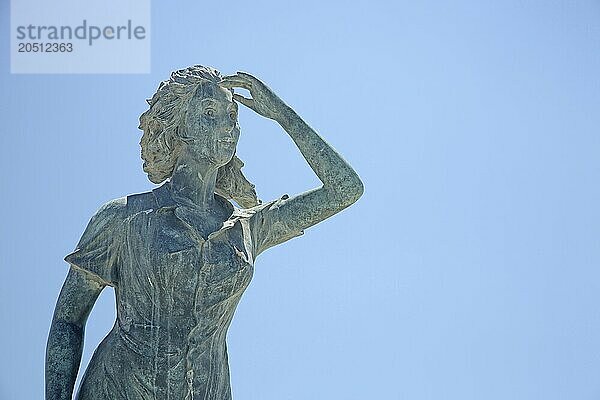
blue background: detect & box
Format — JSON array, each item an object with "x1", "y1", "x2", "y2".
[{"x1": 1, "y1": 1, "x2": 600, "y2": 399}]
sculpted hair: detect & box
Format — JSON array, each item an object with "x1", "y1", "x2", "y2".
[{"x1": 138, "y1": 65, "x2": 260, "y2": 208}]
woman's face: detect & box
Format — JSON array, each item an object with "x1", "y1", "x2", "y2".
[{"x1": 182, "y1": 80, "x2": 240, "y2": 167}]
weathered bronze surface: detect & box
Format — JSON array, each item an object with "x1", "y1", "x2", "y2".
[{"x1": 46, "y1": 66, "x2": 363, "y2": 400}]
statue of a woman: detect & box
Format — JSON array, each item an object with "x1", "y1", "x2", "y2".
[{"x1": 46, "y1": 66, "x2": 363, "y2": 400}]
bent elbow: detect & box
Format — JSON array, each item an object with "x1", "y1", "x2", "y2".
[
  {"x1": 335, "y1": 175, "x2": 364, "y2": 208},
  {"x1": 348, "y1": 177, "x2": 365, "y2": 204}
]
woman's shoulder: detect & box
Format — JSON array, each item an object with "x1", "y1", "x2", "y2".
[
  {"x1": 233, "y1": 197, "x2": 280, "y2": 219},
  {"x1": 98, "y1": 186, "x2": 163, "y2": 215},
  {"x1": 87, "y1": 196, "x2": 126, "y2": 223},
  {"x1": 97, "y1": 196, "x2": 128, "y2": 214},
  {"x1": 237, "y1": 194, "x2": 291, "y2": 216},
  {"x1": 90, "y1": 189, "x2": 156, "y2": 226}
]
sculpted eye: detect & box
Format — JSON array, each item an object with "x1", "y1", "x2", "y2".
[
  {"x1": 229, "y1": 110, "x2": 237, "y2": 120},
  {"x1": 204, "y1": 108, "x2": 216, "y2": 118}
]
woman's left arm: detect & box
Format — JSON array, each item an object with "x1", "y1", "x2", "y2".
[{"x1": 221, "y1": 73, "x2": 364, "y2": 245}]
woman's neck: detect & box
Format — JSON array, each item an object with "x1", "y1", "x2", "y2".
[{"x1": 169, "y1": 151, "x2": 219, "y2": 210}]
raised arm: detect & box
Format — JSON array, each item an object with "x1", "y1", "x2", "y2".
[
  {"x1": 220, "y1": 72, "x2": 364, "y2": 253},
  {"x1": 46, "y1": 269, "x2": 104, "y2": 400}
]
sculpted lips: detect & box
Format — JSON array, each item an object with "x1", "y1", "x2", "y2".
[{"x1": 218, "y1": 138, "x2": 236, "y2": 144}]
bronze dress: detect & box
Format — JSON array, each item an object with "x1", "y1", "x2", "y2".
[{"x1": 65, "y1": 182, "x2": 303, "y2": 400}]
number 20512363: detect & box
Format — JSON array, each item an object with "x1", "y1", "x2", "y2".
[{"x1": 18, "y1": 42, "x2": 73, "y2": 52}]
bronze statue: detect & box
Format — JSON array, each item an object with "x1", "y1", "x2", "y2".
[{"x1": 46, "y1": 66, "x2": 363, "y2": 400}]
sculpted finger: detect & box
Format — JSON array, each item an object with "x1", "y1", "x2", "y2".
[
  {"x1": 220, "y1": 76, "x2": 252, "y2": 90},
  {"x1": 220, "y1": 80, "x2": 252, "y2": 91},
  {"x1": 236, "y1": 72, "x2": 265, "y2": 87},
  {"x1": 226, "y1": 73, "x2": 254, "y2": 84},
  {"x1": 236, "y1": 71, "x2": 259, "y2": 82},
  {"x1": 219, "y1": 79, "x2": 235, "y2": 88},
  {"x1": 222, "y1": 74, "x2": 247, "y2": 81},
  {"x1": 233, "y1": 93, "x2": 256, "y2": 110}
]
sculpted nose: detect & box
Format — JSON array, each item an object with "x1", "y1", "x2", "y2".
[{"x1": 224, "y1": 120, "x2": 237, "y2": 135}]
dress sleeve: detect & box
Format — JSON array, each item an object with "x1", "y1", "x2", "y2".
[
  {"x1": 248, "y1": 194, "x2": 305, "y2": 257},
  {"x1": 64, "y1": 198, "x2": 126, "y2": 287}
]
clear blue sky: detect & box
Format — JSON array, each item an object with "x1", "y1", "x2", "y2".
[{"x1": 1, "y1": 1, "x2": 600, "y2": 399}]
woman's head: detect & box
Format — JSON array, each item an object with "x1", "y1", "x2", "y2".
[{"x1": 139, "y1": 65, "x2": 259, "y2": 208}]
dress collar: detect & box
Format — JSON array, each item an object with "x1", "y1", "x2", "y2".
[
  {"x1": 152, "y1": 181, "x2": 246, "y2": 243},
  {"x1": 151, "y1": 180, "x2": 235, "y2": 217}
]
